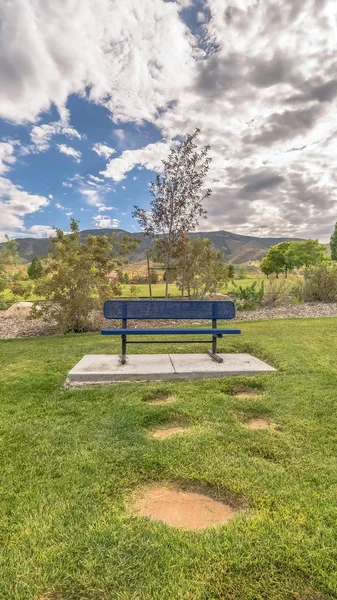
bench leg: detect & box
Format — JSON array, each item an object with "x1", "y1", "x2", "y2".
[
  {"x1": 207, "y1": 348, "x2": 224, "y2": 363},
  {"x1": 121, "y1": 334, "x2": 127, "y2": 365},
  {"x1": 207, "y1": 320, "x2": 224, "y2": 363}
]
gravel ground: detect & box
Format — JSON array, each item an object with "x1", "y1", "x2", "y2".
[{"x1": 1, "y1": 301, "x2": 337, "y2": 340}]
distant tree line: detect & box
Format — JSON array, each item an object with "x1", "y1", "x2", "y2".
[{"x1": 260, "y1": 239, "x2": 328, "y2": 278}]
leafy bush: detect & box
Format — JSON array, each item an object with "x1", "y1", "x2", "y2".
[
  {"x1": 231, "y1": 281, "x2": 264, "y2": 310},
  {"x1": 27, "y1": 256, "x2": 43, "y2": 279},
  {"x1": 227, "y1": 264, "x2": 235, "y2": 279},
  {"x1": 150, "y1": 269, "x2": 159, "y2": 284},
  {"x1": 129, "y1": 285, "x2": 139, "y2": 299},
  {"x1": 34, "y1": 219, "x2": 138, "y2": 333},
  {"x1": 237, "y1": 265, "x2": 247, "y2": 279},
  {"x1": 0, "y1": 299, "x2": 10, "y2": 311},
  {"x1": 0, "y1": 237, "x2": 30, "y2": 305},
  {"x1": 293, "y1": 265, "x2": 337, "y2": 302}
]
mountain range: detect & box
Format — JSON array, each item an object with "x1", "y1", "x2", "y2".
[{"x1": 1, "y1": 229, "x2": 304, "y2": 265}]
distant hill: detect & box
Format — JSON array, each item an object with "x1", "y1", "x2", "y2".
[{"x1": 0, "y1": 228, "x2": 305, "y2": 265}]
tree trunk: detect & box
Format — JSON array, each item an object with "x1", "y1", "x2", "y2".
[
  {"x1": 181, "y1": 245, "x2": 187, "y2": 298},
  {"x1": 165, "y1": 242, "x2": 172, "y2": 299},
  {"x1": 146, "y1": 251, "x2": 152, "y2": 300}
]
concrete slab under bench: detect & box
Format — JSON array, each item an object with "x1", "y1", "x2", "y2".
[{"x1": 66, "y1": 353, "x2": 276, "y2": 386}]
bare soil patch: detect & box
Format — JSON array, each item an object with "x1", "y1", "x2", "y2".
[
  {"x1": 134, "y1": 486, "x2": 236, "y2": 530},
  {"x1": 142, "y1": 391, "x2": 176, "y2": 405},
  {"x1": 246, "y1": 418, "x2": 272, "y2": 430},
  {"x1": 149, "y1": 425, "x2": 189, "y2": 439},
  {"x1": 235, "y1": 391, "x2": 261, "y2": 400}
]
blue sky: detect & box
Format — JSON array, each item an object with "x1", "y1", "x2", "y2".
[
  {"x1": 0, "y1": 95, "x2": 164, "y2": 237},
  {"x1": 1, "y1": 0, "x2": 337, "y2": 242}
]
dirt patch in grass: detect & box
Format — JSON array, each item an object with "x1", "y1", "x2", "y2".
[
  {"x1": 134, "y1": 486, "x2": 236, "y2": 530},
  {"x1": 291, "y1": 591, "x2": 333, "y2": 600},
  {"x1": 235, "y1": 391, "x2": 261, "y2": 400},
  {"x1": 232, "y1": 385, "x2": 263, "y2": 400},
  {"x1": 149, "y1": 425, "x2": 189, "y2": 439},
  {"x1": 38, "y1": 594, "x2": 64, "y2": 600},
  {"x1": 245, "y1": 418, "x2": 273, "y2": 430},
  {"x1": 142, "y1": 391, "x2": 176, "y2": 405}
]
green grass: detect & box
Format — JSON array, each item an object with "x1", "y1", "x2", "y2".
[
  {"x1": 1, "y1": 319, "x2": 337, "y2": 599},
  {"x1": 121, "y1": 282, "x2": 184, "y2": 297},
  {"x1": 1, "y1": 278, "x2": 263, "y2": 305}
]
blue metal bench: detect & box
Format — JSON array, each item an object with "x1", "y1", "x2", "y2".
[{"x1": 102, "y1": 300, "x2": 241, "y2": 364}]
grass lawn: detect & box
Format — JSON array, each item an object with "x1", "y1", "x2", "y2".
[
  {"x1": 1, "y1": 318, "x2": 337, "y2": 599},
  {"x1": 1, "y1": 277, "x2": 264, "y2": 305},
  {"x1": 121, "y1": 282, "x2": 185, "y2": 297},
  {"x1": 120, "y1": 279, "x2": 264, "y2": 297}
]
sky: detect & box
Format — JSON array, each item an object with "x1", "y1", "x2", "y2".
[{"x1": 0, "y1": 0, "x2": 337, "y2": 243}]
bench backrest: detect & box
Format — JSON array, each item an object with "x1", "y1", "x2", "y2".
[{"x1": 103, "y1": 300, "x2": 235, "y2": 320}]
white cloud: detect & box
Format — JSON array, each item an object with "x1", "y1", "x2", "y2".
[
  {"x1": 114, "y1": 129, "x2": 126, "y2": 143},
  {"x1": 57, "y1": 144, "x2": 82, "y2": 163},
  {"x1": 92, "y1": 143, "x2": 115, "y2": 159},
  {"x1": 28, "y1": 225, "x2": 54, "y2": 238},
  {"x1": 0, "y1": 177, "x2": 49, "y2": 240},
  {"x1": 88, "y1": 174, "x2": 104, "y2": 183},
  {"x1": 0, "y1": 142, "x2": 51, "y2": 239},
  {"x1": 48, "y1": 193, "x2": 53, "y2": 199},
  {"x1": 62, "y1": 173, "x2": 113, "y2": 208},
  {"x1": 1, "y1": 0, "x2": 337, "y2": 238},
  {"x1": 30, "y1": 109, "x2": 81, "y2": 151},
  {"x1": 0, "y1": 142, "x2": 17, "y2": 174},
  {"x1": 0, "y1": 0, "x2": 194, "y2": 125},
  {"x1": 92, "y1": 215, "x2": 120, "y2": 228},
  {"x1": 81, "y1": 189, "x2": 100, "y2": 206},
  {"x1": 101, "y1": 141, "x2": 168, "y2": 182},
  {"x1": 196, "y1": 12, "x2": 206, "y2": 23},
  {"x1": 97, "y1": 205, "x2": 116, "y2": 212},
  {"x1": 56, "y1": 202, "x2": 65, "y2": 209},
  {"x1": 177, "y1": 0, "x2": 193, "y2": 7},
  {"x1": 66, "y1": 211, "x2": 73, "y2": 216}
]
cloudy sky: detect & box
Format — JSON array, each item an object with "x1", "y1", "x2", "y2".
[{"x1": 1, "y1": 0, "x2": 336, "y2": 242}]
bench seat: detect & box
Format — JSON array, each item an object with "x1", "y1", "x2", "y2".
[{"x1": 102, "y1": 328, "x2": 241, "y2": 335}]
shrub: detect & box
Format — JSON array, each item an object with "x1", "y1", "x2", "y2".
[
  {"x1": 129, "y1": 285, "x2": 139, "y2": 299},
  {"x1": 293, "y1": 265, "x2": 337, "y2": 302},
  {"x1": 34, "y1": 219, "x2": 138, "y2": 333},
  {"x1": 28, "y1": 256, "x2": 43, "y2": 279},
  {"x1": 133, "y1": 275, "x2": 148, "y2": 284},
  {"x1": 227, "y1": 264, "x2": 235, "y2": 279},
  {"x1": 231, "y1": 281, "x2": 264, "y2": 310},
  {"x1": 263, "y1": 279, "x2": 291, "y2": 306},
  {"x1": 237, "y1": 265, "x2": 247, "y2": 279},
  {"x1": 0, "y1": 299, "x2": 10, "y2": 311},
  {"x1": 150, "y1": 269, "x2": 159, "y2": 284}
]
